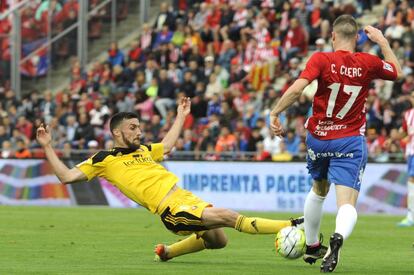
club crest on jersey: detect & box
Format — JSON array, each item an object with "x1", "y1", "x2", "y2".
[
  {"x1": 308, "y1": 148, "x2": 316, "y2": 161},
  {"x1": 382, "y1": 61, "x2": 393, "y2": 72}
]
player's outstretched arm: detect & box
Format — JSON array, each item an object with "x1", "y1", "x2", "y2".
[
  {"x1": 270, "y1": 78, "x2": 309, "y2": 137},
  {"x1": 36, "y1": 123, "x2": 87, "y2": 184},
  {"x1": 161, "y1": 97, "x2": 191, "y2": 154},
  {"x1": 364, "y1": 25, "x2": 403, "y2": 80}
]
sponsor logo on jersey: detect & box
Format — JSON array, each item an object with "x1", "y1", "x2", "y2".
[
  {"x1": 382, "y1": 61, "x2": 393, "y2": 72},
  {"x1": 307, "y1": 148, "x2": 354, "y2": 160}
]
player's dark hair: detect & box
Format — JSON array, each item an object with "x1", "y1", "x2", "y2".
[
  {"x1": 333, "y1": 15, "x2": 358, "y2": 39},
  {"x1": 109, "y1": 112, "x2": 139, "y2": 133}
]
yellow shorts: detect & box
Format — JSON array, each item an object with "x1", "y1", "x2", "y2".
[{"x1": 157, "y1": 187, "x2": 212, "y2": 236}]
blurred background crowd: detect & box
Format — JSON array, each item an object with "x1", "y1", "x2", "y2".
[{"x1": 0, "y1": 0, "x2": 414, "y2": 161}]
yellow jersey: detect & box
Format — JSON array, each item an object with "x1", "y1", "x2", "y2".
[{"x1": 76, "y1": 143, "x2": 178, "y2": 213}]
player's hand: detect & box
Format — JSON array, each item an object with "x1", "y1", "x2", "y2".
[
  {"x1": 364, "y1": 25, "x2": 388, "y2": 45},
  {"x1": 270, "y1": 114, "x2": 284, "y2": 138},
  {"x1": 177, "y1": 97, "x2": 191, "y2": 117},
  {"x1": 36, "y1": 123, "x2": 52, "y2": 147}
]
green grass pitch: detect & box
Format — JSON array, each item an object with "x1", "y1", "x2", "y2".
[{"x1": 0, "y1": 206, "x2": 413, "y2": 274}]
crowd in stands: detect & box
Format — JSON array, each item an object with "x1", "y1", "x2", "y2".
[
  {"x1": 0, "y1": 0, "x2": 129, "y2": 79},
  {"x1": 1, "y1": 0, "x2": 414, "y2": 162}
]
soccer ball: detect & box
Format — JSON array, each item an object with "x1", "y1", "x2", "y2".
[{"x1": 275, "y1": 226, "x2": 306, "y2": 259}]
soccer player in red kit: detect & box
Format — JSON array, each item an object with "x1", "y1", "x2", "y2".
[{"x1": 270, "y1": 15, "x2": 402, "y2": 272}]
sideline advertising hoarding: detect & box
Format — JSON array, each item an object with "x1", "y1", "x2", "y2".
[
  {"x1": 0, "y1": 159, "x2": 71, "y2": 205},
  {"x1": 164, "y1": 161, "x2": 407, "y2": 214},
  {"x1": 0, "y1": 159, "x2": 408, "y2": 214}
]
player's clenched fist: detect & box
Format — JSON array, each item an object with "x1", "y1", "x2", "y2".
[
  {"x1": 177, "y1": 97, "x2": 191, "y2": 117},
  {"x1": 36, "y1": 123, "x2": 52, "y2": 147},
  {"x1": 364, "y1": 25, "x2": 387, "y2": 45},
  {"x1": 270, "y1": 114, "x2": 284, "y2": 137}
]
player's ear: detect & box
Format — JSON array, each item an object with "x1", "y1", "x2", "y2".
[
  {"x1": 332, "y1": 32, "x2": 336, "y2": 41},
  {"x1": 112, "y1": 128, "x2": 121, "y2": 138}
]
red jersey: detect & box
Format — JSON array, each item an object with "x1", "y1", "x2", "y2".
[
  {"x1": 300, "y1": 50, "x2": 397, "y2": 140},
  {"x1": 403, "y1": 108, "x2": 414, "y2": 156}
]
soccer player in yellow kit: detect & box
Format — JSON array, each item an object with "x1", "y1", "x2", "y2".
[{"x1": 36, "y1": 97, "x2": 303, "y2": 261}]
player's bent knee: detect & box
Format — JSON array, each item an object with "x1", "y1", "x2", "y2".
[
  {"x1": 216, "y1": 235, "x2": 228, "y2": 249},
  {"x1": 206, "y1": 235, "x2": 228, "y2": 249},
  {"x1": 313, "y1": 181, "x2": 329, "y2": 197},
  {"x1": 208, "y1": 237, "x2": 227, "y2": 249},
  {"x1": 202, "y1": 229, "x2": 228, "y2": 249}
]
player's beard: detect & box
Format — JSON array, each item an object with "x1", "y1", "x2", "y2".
[{"x1": 121, "y1": 132, "x2": 140, "y2": 151}]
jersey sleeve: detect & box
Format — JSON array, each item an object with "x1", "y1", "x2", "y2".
[
  {"x1": 75, "y1": 154, "x2": 105, "y2": 181},
  {"x1": 299, "y1": 52, "x2": 326, "y2": 82},
  {"x1": 369, "y1": 55, "x2": 397, "y2": 80},
  {"x1": 146, "y1": 143, "x2": 165, "y2": 162}
]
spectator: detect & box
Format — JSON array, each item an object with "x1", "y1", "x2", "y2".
[
  {"x1": 74, "y1": 113, "x2": 95, "y2": 146},
  {"x1": 281, "y1": 18, "x2": 307, "y2": 63},
  {"x1": 307, "y1": 0, "x2": 330, "y2": 43},
  {"x1": 89, "y1": 99, "x2": 111, "y2": 135},
  {"x1": 122, "y1": 61, "x2": 139, "y2": 89},
  {"x1": 1, "y1": 140, "x2": 13, "y2": 159},
  {"x1": 153, "y1": 2, "x2": 175, "y2": 32},
  {"x1": 108, "y1": 42, "x2": 125, "y2": 67},
  {"x1": 183, "y1": 129, "x2": 196, "y2": 151},
  {"x1": 207, "y1": 94, "x2": 221, "y2": 117},
  {"x1": 35, "y1": 0, "x2": 62, "y2": 21},
  {"x1": 294, "y1": 2, "x2": 310, "y2": 34},
  {"x1": 180, "y1": 71, "x2": 196, "y2": 98},
  {"x1": 64, "y1": 114, "x2": 78, "y2": 143},
  {"x1": 172, "y1": 21, "x2": 186, "y2": 47},
  {"x1": 263, "y1": 135, "x2": 281, "y2": 156},
  {"x1": 149, "y1": 115, "x2": 162, "y2": 138},
  {"x1": 14, "y1": 115, "x2": 33, "y2": 140},
  {"x1": 366, "y1": 127, "x2": 384, "y2": 158},
  {"x1": 215, "y1": 126, "x2": 237, "y2": 152},
  {"x1": 167, "y1": 62, "x2": 183, "y2": 86},
  {"x1": 191, "y1": 3, "x2": 209, "y2": 32},
  {"x1": 3, "y1": 89, "x2": 18, "y2": 111},
  {"x1": 155, "y1": 69, "x2": 176, "y2": 119},
  {"x1": 128, "y1": 40, "x2": 143, "y2": 63},
  {"x1": 254, "y1": 141, "x2": 271, "y2": 161},
  {"x1": 217, "y1": 40, "x2": 236, "y2": 72},
  {"x1": 205, "y1": 73, "x2": 222, "y2": 99},
  {"x1": 191, "y1": 93, "x2": 208, "y2": 119},
  {"x1": 196, "y1": 128, "x2": 214, "y2": 152},
  {"x1": 140, "y1": 23, "x2": 155, "y2": 50},
  {"x1": 384, "y1": 19, "x2": 405, "y2": 41},
  {"x1": 135, "y1": 92, "x2": 154, "y2": 121},
  {"x1": 14, "y1": 139, "x2": 32, "y2": 159},
  {"x1": 272, "y1": 140, "x2": 293, "y2": 161},
  {"x1": 146, "y1": 77, "x2": 159, "y2": 99},
  {"x1": 246, "y1": 127, "x2": 263, "y2": 152},
  {"x1": 115, "y1": 92, "x2": 135, "y2": 113},
  {"x1": 154, "y1": 25, "x2": 173, "y2": 48}
]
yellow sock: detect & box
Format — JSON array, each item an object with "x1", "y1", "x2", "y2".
[
  {"x1": 167, "y1": 234, "x2": 206, "y2": 258},
  {"x1": 234, "y1": 215, "x2": 291, "y2": 234}
]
